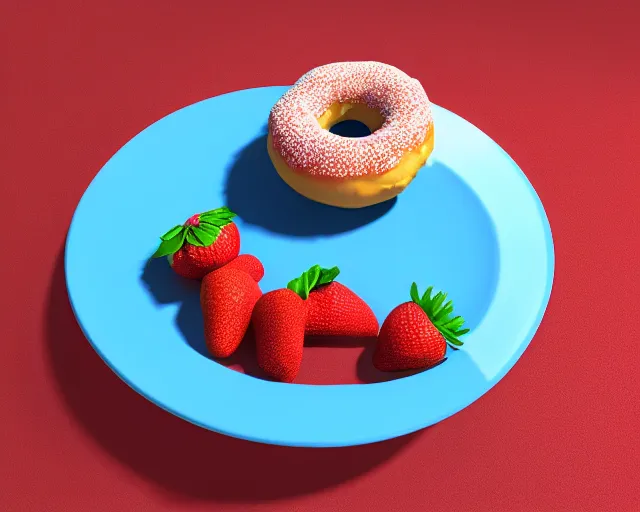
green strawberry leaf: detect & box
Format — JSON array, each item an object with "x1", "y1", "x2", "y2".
[
  {"x1": 200, "y1": 218, "x2": 229, "y2": 228},
  {"x1": 287, "y1": 264, "x2": 340, "y2": 300},
  {"x1": 439, "y1": 326, "x2": 464, "y2": 348},
  {"x1": 421, "y1": 286, "x2": 434, "y2": 305},
  {"x1": 307, "y1": 265, "x2": 321, "y2": 289},
  {"x1": 433, "y1": 301, "x2": 454, "y2": 323},
  {"x1": 409, "y1": 283, "x2": 470, "y2": 348},
  {"x1": 317, "y1": 266, "x2": 340, "y2": 286},
  {"x1": 212, "y1": 206, "x2": 235, "y2": 216},
  {"x1": 431, "y1": 292, "x2": 445, "y2": 314},
  {"x1": 287, "y1": 278, "x2": 304, "y2": 298},
  {"x1": 199, "y1": 206, "x2": 236, "y2": 224},
  {"x1": 191, "y1": 226, "x2": 216, "y2": 246},
  {"x1": 152, "y1": 229, "x2": 187, "y2": 258},
  {"x1": 160, "y1": 225, "x2": 184, "y2": 241},
  {"x1": 443, "y1": 316, "x2": 465, "y2": 331},
  {"x1": 431, "y1": 293, "x2": 448, "y2": 320},
  {"x1": 287, "y1": 265, "x2": 319, "y2": 300},
  {"x1": 410, "y1": 282, "x2": 420, "y2": 303},
  {"x1": 151, "y1": 206, "x2": 236, "y2": 258},
  {"x1": 194, "y1": 207, "x2": 237, "y2": 248},
  {"x1": 196, "y1": 222, "x2": 221, "y2": 238},
  {"x1": 186, "y1": 228, "x2": 206, "y2": 247},
  {"x1": 300, "y1": 271, "x2": 311, "y2": 298}
]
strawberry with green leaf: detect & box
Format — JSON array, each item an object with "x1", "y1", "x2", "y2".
[
  {"x1": 253, "y1": 286, "x2": 308, "y2": 383},
  {"x1": 286, "y1": 264, "x2": 341, "y2": 301},
  {"x1": 289, "y1": 265, "x2": 379, "y2": 339},
  {"x1": 373, "y1": 283, "x2": 470, "y2": 372},
  {"x1": 152, "y1": 207, "x2": 240, "y2": 280},
  {"x1": 252, "y1": 265, "x2": 334, "y2": 383},
  {"x1": 253, "y1": 264, "x2": 379, "y2": 382}
]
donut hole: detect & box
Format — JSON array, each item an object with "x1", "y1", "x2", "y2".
[
  {"x1": 329, "y1": 120, "x2": 371, "y2": 138},
  {"x1": 318, "y1": 102, "x2": 385, "y2": 138}
]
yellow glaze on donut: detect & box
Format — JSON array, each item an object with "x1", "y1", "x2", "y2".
[{"x1": 268, "y1": 102, "x2": 434, "y2": 209}]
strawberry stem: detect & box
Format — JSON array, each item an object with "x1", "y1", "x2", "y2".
[
  {"x1": 410, "y1": 282, "x2": 469, "y2": 349},
  {"x1": 287, "y1": 264, "x2": 340, "y2": 300}
]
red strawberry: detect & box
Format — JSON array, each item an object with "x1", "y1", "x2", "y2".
[
  {"x1": 253, "y1": 288, "x2": 307, "y2": 383},
  {"x1": 152, "y1": 207, "x2": 240, "y2": 280},
  {"x1": 286, "y1": 264, "x2": 378, "y2": 338},
  {"x1": 306, "y1": 280, "x2": 378, "y2": 338},
  {"x1": 373, "y1": 283, "x2": 470, "y2": 372},
  {"x1": 200, "y1": 266, "x2": 262, "y2": 358},
  {"x1": 224, "y1": 254, "x2": 264, "y2": 282}
]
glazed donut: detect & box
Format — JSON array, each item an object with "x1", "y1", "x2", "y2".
[{"x1": 267, "y1": 62, "x2": 434, "y2": 209}]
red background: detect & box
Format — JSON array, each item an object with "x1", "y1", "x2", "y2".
[{"x1": 2, "y1": 1, "x2": 639, "y2": 511}]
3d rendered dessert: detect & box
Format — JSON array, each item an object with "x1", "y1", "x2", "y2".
[
  {"x1": 147, "y1": 62, "x2": 470, "y2": 383},
  {"x1": 267, "y1": 61, "x2": 434, "y2": 209}
]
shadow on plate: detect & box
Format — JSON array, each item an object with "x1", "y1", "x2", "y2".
[
  {"x1": 139, "y1": 257, "x2": 275, "y2": 380},
  {"x1": 46, "y1": 247, "x2": 427, "y2": 502},
  {"x1": 224, "y1": 129, "x2": 397, "y2": 237}
]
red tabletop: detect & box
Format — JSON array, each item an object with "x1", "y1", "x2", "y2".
[{"x1": 2, "y1": 1, "x2": 639, "y2": 510}]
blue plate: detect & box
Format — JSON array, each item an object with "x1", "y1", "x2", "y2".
[{"x1": 66, "y1": 86, "x2": 554, "y2": 447}]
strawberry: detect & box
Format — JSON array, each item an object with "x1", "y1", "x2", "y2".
[
  {"x1": 252, "y1": 264, "x2": 375, "y2": 382},
  {"x1": 253, "y1": 288, "x2": 307, "y2": 383},
  {"x1": 286, "y1": 264, "x2": 379, "y2": 338},
  {"x1": 305, "y1": 278, "x2": 378, "y2": 338},
  {"x1": 200, "y1": 265, "x2": 262, "y2": 358},
  {"x1": 151, "y1": 207, "x2": 240, "y2": 280},
  {"x1": 224, "y1": 254, "x2": 264, "y2": 282},
  {"x1": 373, "y1": 283, "x2": 470, "y2": 372}
]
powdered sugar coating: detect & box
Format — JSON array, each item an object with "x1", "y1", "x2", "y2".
[{"x1": 268, "y1": 62, "x2": 433, "y2": 179}]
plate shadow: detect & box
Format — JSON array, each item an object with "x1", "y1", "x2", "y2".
[
  {"x1": 49, "y1": 247, "x2": 423, "y2": 502},
  {"x1": 139, "y1": 257, "x2": 275, "y2": 381}
]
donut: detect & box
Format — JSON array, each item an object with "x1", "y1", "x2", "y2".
[{"x1": 267, "y1": 62, "x2": 434, "y2": 209}]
